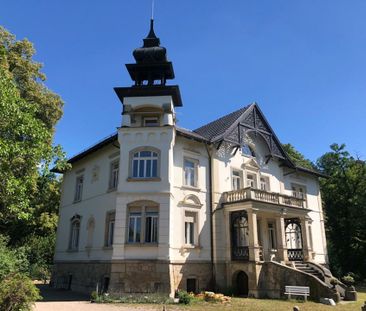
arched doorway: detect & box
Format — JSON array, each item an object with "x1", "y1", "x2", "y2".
[
  {"x1": 285, "y1": 218, "x2": 303, "y2": 261},
  {"x1": 234, "y1": 271, "x2": 249, "y2": 296}
]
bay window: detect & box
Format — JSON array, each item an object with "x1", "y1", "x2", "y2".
[{"x1": 131, "y1": 149, "x2": 159, "y2": 179}]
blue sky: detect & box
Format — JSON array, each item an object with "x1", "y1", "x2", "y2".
[{"x1": 1, "y1": 0, "x2": 366, "y2": 161}]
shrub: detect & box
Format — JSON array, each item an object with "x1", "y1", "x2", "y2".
[
  {"x1": 341, "y1": 274, "x2": 355, "y2": 286},
  {"x1": 177, "y1": 290, "x2": 193, "y2": 305},
  {"x1": 0, "y1": 273, "x2": 41, "y2": 311}
]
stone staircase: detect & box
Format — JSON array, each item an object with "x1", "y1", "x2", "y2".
[{"x1": 294, "y1": 262, "x2": 325, "y2": 281}]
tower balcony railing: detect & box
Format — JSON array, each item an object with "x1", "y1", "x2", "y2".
[{"x1": 222, "y1": 187, "x2": 306, "y2": 208}]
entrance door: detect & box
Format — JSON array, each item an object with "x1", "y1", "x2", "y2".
[
  {"x1": 236, "y1": 271, "x2": 249, "y2": 296},
  {"x1": 285, "y1": 218, "x2": 303, "y2": 261}
]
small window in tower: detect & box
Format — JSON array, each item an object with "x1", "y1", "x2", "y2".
[{"x1": 143, "y1": 117, "x2": 159, "y2": 127}]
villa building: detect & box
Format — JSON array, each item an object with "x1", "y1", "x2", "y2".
[{"x1": 52, "y1": 19, "x2": 339, "y2": 299}]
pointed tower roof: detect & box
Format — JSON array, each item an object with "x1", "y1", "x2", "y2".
[{"x1": 114, "y1": 18, "x2": 182, "y2": 107}]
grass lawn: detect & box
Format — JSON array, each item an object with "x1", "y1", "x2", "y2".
[{"x1": 160, "y1": 289, "x2": 366, "y2": 311}]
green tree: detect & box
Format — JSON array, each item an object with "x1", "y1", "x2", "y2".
[
  {"x1": 0, "y1": 27, "x2": 68, "y2": 242},
  {"x1": 282, "y1": 143, "x2": 314, "y2": 169},
  {"x1": 317, "y1": 144, "x2": 366, "y2": 280}
]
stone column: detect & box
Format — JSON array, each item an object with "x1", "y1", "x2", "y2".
[
  {"x1": 301, "y1": 217, "x2": 311, "y2": 261},
  {"x1": 275, "y1": 215, "x2": 288, "y2": 262},
  {"x1": 247, "y1": 209, "x2": 260, "y2": 261}
]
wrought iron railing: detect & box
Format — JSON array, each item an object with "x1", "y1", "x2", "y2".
[
  {"x1": 223, "y1": 187, "x2": 306, "y2": 208},
  {"x1": 287, "y1": 249, "x2": 304, "y2": 261},
  {"x1": 232, "y1": 246, "x2": 249, "y2": 261}
]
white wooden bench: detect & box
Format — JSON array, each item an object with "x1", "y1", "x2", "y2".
[{"x1": 284, "y1": 286, "x2": 310, "y2": 301}]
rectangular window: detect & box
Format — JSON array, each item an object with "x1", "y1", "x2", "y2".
[
  {"x1": 145, "y1": 212, "x2": 158, "y2": 243},
  {"x1": 268, "y1": 222, "x2": 277, "y2": 249},
  {"x1": 184, "y1": 158, "x2": 198, "y2": 187},
  {"x1": 105, "y1": 212, "x2": 115, "y2": 247},
  {"x1": 260, "y1": 176, "x2": 270, "y2": 191},
  {"x1": 184, "y1": 212, "x2": 197, "y2": 246},
  {"x1": 246, "y1": 173, "x2": 256, "y2": 188},
  {"x1": 74, "y1": 175, "x2": 84, "y2": 202},
  {"x1": 143, "y1": 117, "x2": 159, "y2": 127},
  {"x1": 128, "y1": 213, "x2": 141, "y2": 243},
  {"x1": 232, "y1": 170, "x2": 242, "y2": 190},
  {"x1": 109, "y1": 161, "x2": 119, "y2": 190}
]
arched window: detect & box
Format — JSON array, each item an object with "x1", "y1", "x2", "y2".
[
  {"x1": 69, "y1": 215, "x2": 81, "y2": 250},
  {"x1": 131, "y1": 148, "x2": 159, "y2": 178},
  {"x1": 285, "y1": 221, "x2": 302, "y2": 249},
  {"x1": 242, "y1": 144, "x2": 255, "y2": 157}
]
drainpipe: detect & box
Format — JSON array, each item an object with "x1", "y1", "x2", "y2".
[{"x1": 205, "y1": 143, "x2": 215, "y2": 290}]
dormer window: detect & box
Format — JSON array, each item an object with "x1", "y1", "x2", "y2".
[
  {"x1": 242, "y1": 144, "x2": 255, "y2": 157},
  {"x1": 143, "y1": 117, "x2": 159, "y2": 127}
]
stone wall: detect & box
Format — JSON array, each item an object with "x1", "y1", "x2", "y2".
[
  {"x1": 52, "y1": 261, "x2": 111, "y2": 294},
  {"x1": 110, "y1": 261, "x2": 171, "y2": 294},
  {"x1": 257, "y1": 261, "x2": 335, "y2": 300},
  {"x1": 170, "y1": 262, "x2": 213, "y2": 294}
]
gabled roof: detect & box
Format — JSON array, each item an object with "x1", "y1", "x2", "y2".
[{"x1": 194, "y1": 105, "x2": 251, "y2": 141}]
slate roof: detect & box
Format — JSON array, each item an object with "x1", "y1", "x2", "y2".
[{"x1": 193, "y1": 105, "x2": 251, "y2": 141}]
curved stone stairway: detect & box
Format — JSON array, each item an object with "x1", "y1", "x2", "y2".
[{"x1": 294, "y1": 262, "x2": 325, "y2": 281}]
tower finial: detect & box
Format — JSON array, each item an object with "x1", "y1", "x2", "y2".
[{"x1": 151, "y1": 0, "x2": 155, "y2": 20}]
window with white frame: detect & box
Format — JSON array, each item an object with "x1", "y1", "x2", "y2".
[
  {"x1": 184, "y1": 158, "x2": 198, "y2": 187},
  {"x1": 268, "y1": 222, "x2": 277, "y2": 249},
  {"x1": 232, "y1": 170, "x2": 242, "y2": 190},
  {"x1": 184, "y1": 211, "x2": 198, "y2": 246},
  {"x1": 74, "y1": 175, "x2": 84, "y2": 202},
  {"x1": 69, "y1": 216, "x2": 81, "y2": 250},
  {"x1": 246, "y1": 173, "x2": 256, "y2": 188},
  {"x1": 143, "y1": 117, "x2": 159, "y2": 127},
  {"x1": 127, "y1": 205, "x2": 159, "y2": 244},
  {"x1": 109, "y1": 161, "x2": 119, "y2": 190},
  {"x1": 132, "y1": 150, "x2": 159, "y2": 178},
  {"x1": 128, "y1": 212, "x2": 141, "y2": 243},
  {"x1": 291, "y1": 184, "x2": 306, "y2": 199},
  {"x1": 105, "y1": 212, "x2": 115, "y2": 247},
  {"x1": 145, "y1": 211, "x2": 158, "y2": 243},
  {"x1": 260, "y1": 176, "x2": 270, "y2": 191}
]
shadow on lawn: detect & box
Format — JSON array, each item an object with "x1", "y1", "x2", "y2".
[{"x1": 36, "y1": 284, "x2": 90, "y2": 302}]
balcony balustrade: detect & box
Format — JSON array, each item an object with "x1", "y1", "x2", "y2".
[{"x1": 223, "y1": 187, "x2": 306, "y2": 208}]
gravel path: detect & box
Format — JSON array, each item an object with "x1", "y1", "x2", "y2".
[{"x1": 33, "y1": 285, "x2": 165, "y2": 311}]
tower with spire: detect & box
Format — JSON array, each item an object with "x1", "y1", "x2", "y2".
[{"x1": 114, "y1": 18, "x2": 182, "y2": 129}]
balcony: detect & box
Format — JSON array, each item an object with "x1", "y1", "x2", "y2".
[{"x1": 222, "y1": 187, "x2": 306, "y2": 209}]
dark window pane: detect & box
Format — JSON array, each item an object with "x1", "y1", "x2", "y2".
[
  {"x1": 152, "y1": 160, "x2": 158, "y2": 177},
  {"x1": 139, "y1": 160, "x2": 145, "y2": 177},
  {"x1": 145, "y1": 217, "x2": 152, "y2": 242},
  {"x1": 133, "y1": 160, "x2": 138, "y2": 177},
  {"x1": 140, "y1": 151, "x2": 151, "y2": 157},
  {"x1": 146, "y1": 160, "x2": 152, "y2": 177},
  {"x1": 128, "y1": 218, "x2": 135, "y2": 242},
  {"x1": 136, "y1": 217, "x2": 141, "y2": 242}
]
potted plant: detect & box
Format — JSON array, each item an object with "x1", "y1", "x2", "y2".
[{"x1": 342, "y1": 274, "x2": 357, "y2": 301}]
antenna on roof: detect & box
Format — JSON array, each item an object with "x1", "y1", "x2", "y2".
[{"x1": 151, "y1": 0, "x2": 155, "y2": 20}]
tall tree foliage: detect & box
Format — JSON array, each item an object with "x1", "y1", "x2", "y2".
[
  {"x1": 0, "y1": 26, "x2": 68, "y2": 244},
  {"x1": 282, "y1": 143, "x2": 314, "y2": 169},
  {"x1": 317, "y1": 144, "x2": 366, "y2": 280}
]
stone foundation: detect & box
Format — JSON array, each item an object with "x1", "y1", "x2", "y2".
[
  {"x1": 52, "y1": 261, "x2": 111, "y2": 294},
  {"x1": 52, "y1": 260, "x2": 212, "y2": 296}
]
